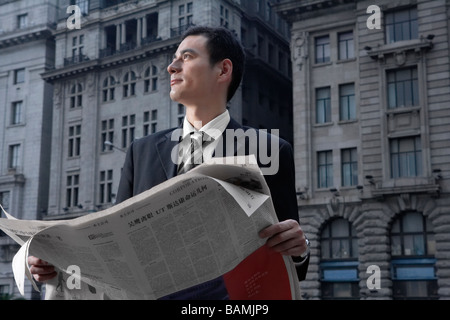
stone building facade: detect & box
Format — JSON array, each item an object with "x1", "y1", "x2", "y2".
[
  {"x1": 275, "y1": 0, "x2": 450, "y2": 299},
  {"x1": 0, "y1": 0, "x2": 57, "y2": 299},
  {"x1": 0, "y1": 0, "x2": 292, "y2": 299}
]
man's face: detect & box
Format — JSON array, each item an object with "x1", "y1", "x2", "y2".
[{"x1": 167, "y1": 35, "x2": 220, "y2": 106}]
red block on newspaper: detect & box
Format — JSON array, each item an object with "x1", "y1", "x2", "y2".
[{"x1": 223, "y1": 244, "x2": 292, "y2": 300}]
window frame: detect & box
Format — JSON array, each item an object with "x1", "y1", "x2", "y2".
[
  {"x1": 339, "y1": 83, "x2": 356, "y2": 121},
  {"x1": 338, "y1": 31, "x2": 354, "y2": 60},
  {"x1": 390, "y1": 212, "x2": 438, "y2": 300},
  {"x1": 14, "y1": 69, "x2": 25, "y2": 85},
  {"x1": 316, "y1": 87, "x2": 331, "y2": 124},
  {"x1": 387, "y1": 66, "x2": 419, "y2": 109},
  {"x1": 317, "y1": 150, "x2": 333, "y2": 189},
  {"x1": 315, "y1": 35, "x2": 331, "y2": 64},
  {"x1": 341, "y1": 148, "x2": 358, "y2": 187},
  {"x1": 320, "y1": 218, "x2": 360, "y2": 300},
  {"x1": 385, "y1": 7, "x2": 418, "y2": 44},
  {"x1": 390, "y1": 136, "x2": 422, "y2": 179}
]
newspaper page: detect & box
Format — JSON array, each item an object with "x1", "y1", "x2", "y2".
[{"x1": 0, "y1": 156, "x2": 301, "y2": 300}]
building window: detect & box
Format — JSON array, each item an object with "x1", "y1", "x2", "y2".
[
  {"x1": 71, "y1": 35, "x2": 85, "y2": 62},
  {"x1": 68, "y1": 124, "x2": 81, "y2": 158},
  {"x1": 390, "y1": 136, "x2": 422, "y2": 178},
  {"x1": 0, "y1": 191, "x2": 10, "y2": 236},
  {"x1": 390, "y1": 212, "x2": 438, "y2": 299},
  {"x1": 143, "y1": 111, "x2": 150, "y2": 136},
  {"x1": 101, "y1": 119, "x2": 114, "y2": 152},
  {"x1": 17, "y1": 14, "x2": 28, "y2": 29},
  {"x1": 178, "y1": 2, "x2": 193, "y2": 28},
  {"x1": 123, "y1": 71, "x2": 136, "y2": 98},
  {"x1": 151, "y1": 110, "x2": 158, "y2": 134},
  {"x1": 14, "y1": 69, "x2": 25, "y2": 84},
  {"x1": 66, "y1": 174, "x2": 79, "y2": 208},
  {"x1": 320, "y1": 218, "x2": 359, "y2": 299},
  {"x1": 385, "y1": 7, "x2": 418, "y2": 44},
  {"x1": 265, "y1": 1, "x2": 272, "y2": 22},
  {"x1": 8, "y1": 144, "x2": 20, "y2": 170},
  {"x1": 318, "y1": 150, "x2": 333, "y2": 189},
  {"x1": 341, "y1": 148, "x2": 358, "y2": 187},
  {"x1": 258, "y1": 35, "x2": 265, "y2": 58},
  {"x1": 70, "y1": 83, "x2": 83, "y2": 109},
  {"x1": 102, "y1": 25, "x2": 117, "y2": 57},
  {"x1": 315, "y1": 35, "x2": 330, "y2": 64},
  {"x1": 338, "y1": 31, "x2": 354, "y2": 60},
  {"x1": 316, "y1": 87, "x2": 331, "y2": 124},
  {"x1": 387, "y1": 67, "x2": 419, "y2": 109},
  {"x1": 339, "y1": 83, "x2": 355, "y2": 121},
  {"x1": 220, "y1": 5, "x2": 229, "y2": 28},
  {"x1": 143, "y1": 110, "x2": 158, "y2": 136},
  {"x1": 121, "y1": 115, "x2": 135, "y2": 149},
  {"x1": 71, "y1": 0, "x2": 89, "y2": 15},
  {"x1": 0, "y1": 191, "x2": 10, "y2": 212},
  {"x1": 144, "y1": 66, "x2": 158, "y2": 93},
  {"x1": 102, "y1": 76, "x2": 115, "y2": 102},
  {"x1": 11, "y1": 101, "x2": 23, "y2": 125},
  {"x1": 99, "y1": 170, "x2": 113, "y2": 204},
  {"x1": 178, "y1": 104, "x2": 185, "y2": 126}
]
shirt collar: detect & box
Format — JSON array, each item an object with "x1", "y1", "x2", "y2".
[{"x1": 182, "y1": 109, "x2": 230, "y2": 141}]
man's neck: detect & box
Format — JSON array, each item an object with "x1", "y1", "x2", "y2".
[{"x1": 185, "y1": 105, "x2": 227, "y2": 130}]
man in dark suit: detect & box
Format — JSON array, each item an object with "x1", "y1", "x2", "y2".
[
  {"x1": 28, "y1": 26, "x2": 309, "y2": 299},
  {"x1": 115, "y1": 26, "x2": 309, "y2": 299}
]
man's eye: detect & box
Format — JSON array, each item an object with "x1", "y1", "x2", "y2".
[{"x1": 183, "y1": 54, "x2": 191, "y2": 60}]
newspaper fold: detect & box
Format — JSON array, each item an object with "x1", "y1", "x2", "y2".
[{"x1": 0, "y1": 156, "x2": 301, "y2": 300}]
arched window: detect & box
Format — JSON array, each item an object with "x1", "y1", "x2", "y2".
[
  {"x1": 102, "y1": 76, "x2": 115, "y2": 102},
  {"x1": 390, "y1": 212, "x2": 438, "y2": 299},
  {"x1": 320, "y1": 218, "x2": 359, "y2": 299},
  {"x1": 144, "y1": 65, "x2": 158, "y2": 93},
  {"x1": 123, "y1": 71, "x2": 136, "y2": 98},
  {"x1": 70, "y1": 83, "x2": 83, "y2": 108}
]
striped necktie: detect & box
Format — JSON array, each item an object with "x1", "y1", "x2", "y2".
[{"x1": 178, "y1": 131, "x2": 212, "y2": 174}]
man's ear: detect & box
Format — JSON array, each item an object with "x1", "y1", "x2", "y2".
[{"x1": 218, "y1": 59, "x2": 233, "y2": 82}]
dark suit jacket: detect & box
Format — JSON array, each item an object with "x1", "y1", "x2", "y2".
[{"x1": 116, "y1": 118, "x2": 309, "y2": 285}]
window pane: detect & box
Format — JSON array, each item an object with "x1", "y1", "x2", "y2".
[
  {"x1": 332, "y1": 239, "x2": 350, "y2": 258},
  {"x1": 321, "y1": 240, "x2": 330, "y2": 259},
  {"x1": 427, "y1": 234, "x2": 436, "y2": 255},
  {"x1": 391, "y1": 235, "x2": 402, "y2": 255},
  {"x1": 388, "y1": 83, "x2": 397, "y2": 108},
  {"x1": 393, "y1": 280, "x2": 438, "y2": 299},
  {"x1": 333, "y1": 283, "x2": 353, "y2": 298},
  {"x1": 403, "y1": 212, "x2": 423, "y2": 232},
  {"x1": 15, "y1": 69, "x2": 25, "y2": 84},
  {"x1": 332, "y1": 218, "x2": 350, "y2": 237}
]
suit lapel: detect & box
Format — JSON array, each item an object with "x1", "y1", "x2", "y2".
[
  {"x1": 157, "y1": 118, "x2": 244, "y2": 179},
  {"x1": 156, "y1": 128, "x2": 181, "y2": 180},
  {"x1": 213, "y1": 117, "x2": 243, "y2": 158}
]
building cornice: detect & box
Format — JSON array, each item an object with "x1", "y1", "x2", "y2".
[
  {"x1": 41, "y1": 37, "x2": 179, "y2": 82},
  {"x1": 273, "y1": 0, "x2": 356, "y2": 22},
  {"x1": 0, "y1": 24, "x2": 55, "y2": 49}
]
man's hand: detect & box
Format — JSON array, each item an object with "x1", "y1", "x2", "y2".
[
  {"x1": 28, "y1": 256, "x2": 57, "y2": 282},
  {"x1": 259, "y1": 219, "x2": 308, "y2": 257}
]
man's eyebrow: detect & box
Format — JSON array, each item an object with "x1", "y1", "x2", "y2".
[{"x1": 173, "y1": 48, "x2": 197, "y2": 59}]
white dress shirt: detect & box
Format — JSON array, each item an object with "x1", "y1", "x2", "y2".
[{"x1": 177, "y1": 109, "x2": 230, "y2": 169}]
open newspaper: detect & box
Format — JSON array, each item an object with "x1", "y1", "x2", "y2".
[{"x1": 0, "y1": 156, "x2": 301, "y2": 300}]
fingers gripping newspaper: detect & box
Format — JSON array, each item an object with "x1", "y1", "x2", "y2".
[{"x1": 0, "y1": 156, "x2": 301, "y2": 300}]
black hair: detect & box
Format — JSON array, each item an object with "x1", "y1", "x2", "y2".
[{"x1": 181, "y1": 26, "x2": 245, "y2": 102}]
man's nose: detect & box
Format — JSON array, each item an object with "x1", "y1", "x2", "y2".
[{"x1": 167, "y1": 59, "x2": 181, "y2": 74}]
